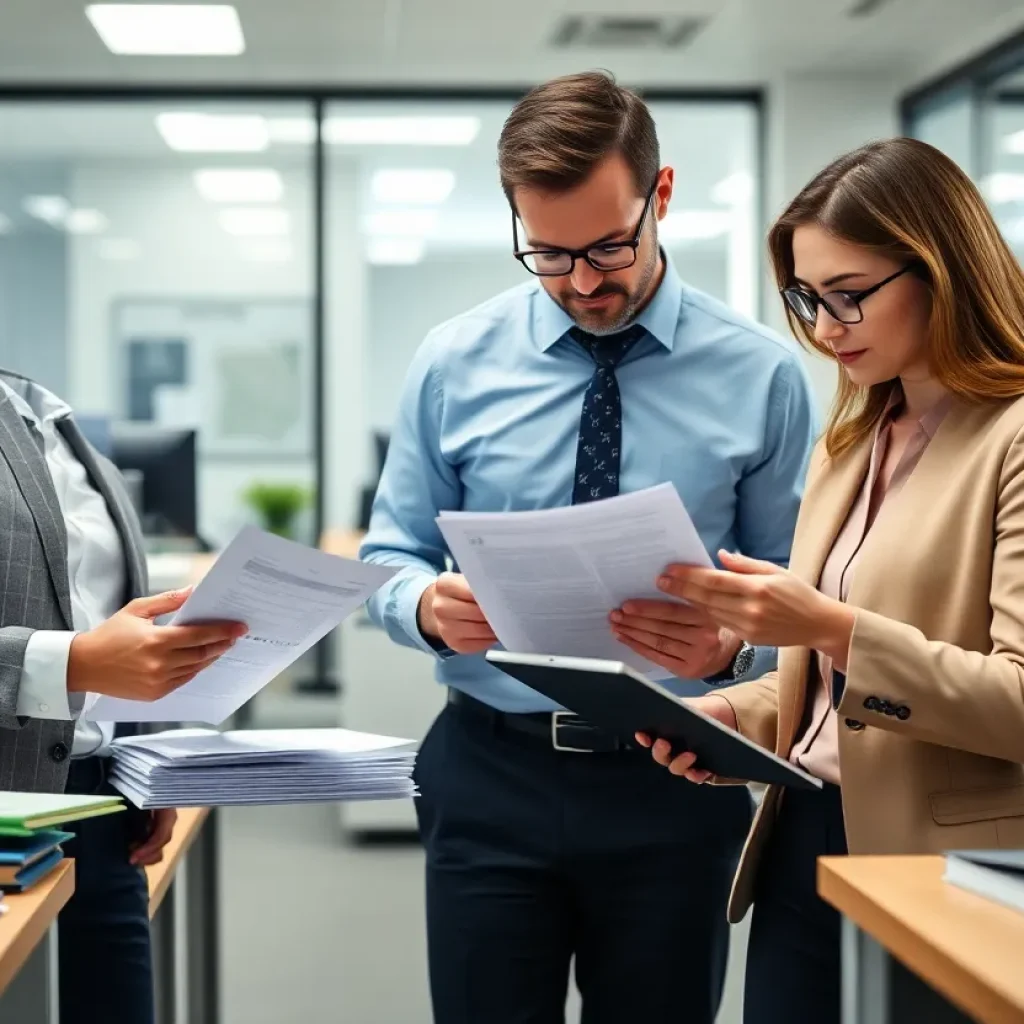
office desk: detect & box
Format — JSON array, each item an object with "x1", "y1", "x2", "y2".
[
  {"x1": 146, "y1": 807, "x2": 219, "y2": 1024},
  {"x1": 819, "y1": 855, "x2": 1024, "y2": 1024},
  {"x1": 0, "y1": 860, "x2": 75, "y2": 1023}
]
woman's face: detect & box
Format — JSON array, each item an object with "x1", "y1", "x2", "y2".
[{"x1": 789, "y1": 224, "x2": 932, "y2": 387}]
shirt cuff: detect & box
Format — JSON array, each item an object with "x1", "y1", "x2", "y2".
[
  {"x1": 16, "y1": 631, "x2": 80, "y2": 720},
  {"x1": 394, "y1": 571, "x2": 457, "y2": 660}
]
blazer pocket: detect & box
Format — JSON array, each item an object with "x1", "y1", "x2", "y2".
[{"x1": 929, "y1": 784, "x2": 1024, "y2": 825}]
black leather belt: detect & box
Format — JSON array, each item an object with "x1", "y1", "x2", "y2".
[{"x1": 448, "y1": 688, "x2": 636, "y2": 753}]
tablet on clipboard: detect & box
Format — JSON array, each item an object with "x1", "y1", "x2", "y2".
[{"x1": 486, "y1": 650, "x2": 822, "y2": 791}]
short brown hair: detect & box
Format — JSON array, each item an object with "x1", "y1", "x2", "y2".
[
  {"x1": 768, "y1": 137, "x2": 1024, "y2": 458},
  {"x1": 498, "y1": 70, "x2": 659, "y2": 205}
]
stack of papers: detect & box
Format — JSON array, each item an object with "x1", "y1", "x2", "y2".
[
  {"x1": 0, "y1": 793, "x2": 126, "y2": 893},
  {"x1": 944, "y1": 849, "x2": 1024, "y2": 914},
  {"x1": 108, "y1": 728, "x2": 418, "y2": 809}
]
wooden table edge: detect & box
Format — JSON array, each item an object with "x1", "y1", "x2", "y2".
[
  {"x1": 146, "y1": 807, "x2": 210, "y2": 920},
  {"x1": 818, "y1": 855, "x2": 1024, "y2": 1024},
  {"x1": 0, "y1": 859, "x2": 75, "y2": 997}
]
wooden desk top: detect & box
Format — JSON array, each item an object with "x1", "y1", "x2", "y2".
[
  {"x1": 0, "y1": 860, "x2": 74, "y2": 996},
  {"x1": 146, "y1": 807, "x2": 210, "y2": 919},
  {"x1": 819, "y1": 855, "x2": 1024, "y2": 1024},
  {"x1": 319, "y1": 527, "x2": 364, "y2": 561}
]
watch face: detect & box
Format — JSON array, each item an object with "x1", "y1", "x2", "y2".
[{"x1": 734, "y1": 643, "x2": 755, "y2": 677}]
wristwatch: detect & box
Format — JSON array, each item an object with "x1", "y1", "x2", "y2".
[{"x1": 705, "y1": 641, "x2": 756, "y2": 684}]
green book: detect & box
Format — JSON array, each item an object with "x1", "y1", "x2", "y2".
[{"x1": 0, "y1": 792, "x2": 125, "y2": 833}]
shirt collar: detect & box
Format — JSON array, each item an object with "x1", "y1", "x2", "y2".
[
  {"x1": 532, "y1": 249, "x2": 683, "y2": 353},
  {"x1": 879, "y1": 387, "x2": 952, "y2": 440},
  {"x1": 0, "y1": 377, "x2": 71, "y2": 429}
]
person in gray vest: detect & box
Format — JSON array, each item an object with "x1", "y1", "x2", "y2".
[{"x1": 0, "y1": 369, "x2": 245, "y2": 1024}]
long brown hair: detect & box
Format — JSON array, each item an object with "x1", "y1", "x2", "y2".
[{"x1": 768, "y1": 137, "x2": 1024, "y2": 457}]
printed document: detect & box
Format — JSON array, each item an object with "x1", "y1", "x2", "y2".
[
  {"x1": 436, "y1": 484, "x2": 711, "y2": 678},
  {"x1": 87, "y1": 527, "x2": 396, "y2": 724}
]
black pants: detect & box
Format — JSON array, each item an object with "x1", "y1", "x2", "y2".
[
  {"x1": 744, "y1": 783, "x2": 848, "y2": 1024},
  {"x1": 414, "y1": 701, "x2": 754, "y2": 1024},
  {"x1": 60, "y1": 757, "x2": 154, "y2": 1024}
]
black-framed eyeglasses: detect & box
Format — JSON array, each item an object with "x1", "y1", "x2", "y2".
[
  {"x1": 781, "y1": 265, "x2": 915, "y2": 326},
  {"x1": 512, "y1": 182, "x2": 657, "y2": 277}
]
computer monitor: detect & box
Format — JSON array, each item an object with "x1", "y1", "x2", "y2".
[
  {"x1": 373, "y1": 430, "x2": 389, "y2": 476},
  {"x1": 111, "y1": 423, "x2": 197, "y2": 540}
]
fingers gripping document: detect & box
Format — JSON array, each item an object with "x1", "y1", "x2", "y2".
[
  {"x1": 87, "y1": 526, "x2": 396, "y2": 724},
  {"x1": 436, "y1": 484, "x2": 711, "y2": 679}
]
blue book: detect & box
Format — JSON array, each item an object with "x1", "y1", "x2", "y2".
[
  {"x1": 0, "y1": 830, "x2": 72, "y2": 865},
  {"x1": 0, "y1": 847, "x2": 64, "y2": 892}
]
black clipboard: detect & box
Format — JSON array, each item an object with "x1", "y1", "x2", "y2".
[{"x1": 486, "y1": 650, "x2": 822, "y2": 791}]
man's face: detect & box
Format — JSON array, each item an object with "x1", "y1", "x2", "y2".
[{"x1": 514, "y1": 154, "x2": 672, "y2": 335}]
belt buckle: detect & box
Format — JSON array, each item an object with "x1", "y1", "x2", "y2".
[{"x1": 551, "y1": 711, "x2": 593, "y2": 753}]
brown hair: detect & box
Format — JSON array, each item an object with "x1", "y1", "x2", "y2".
[
  {"x1": 768, "y1": 137, "x2": 1024, "y2": 458},
  {"x1": 498, "y1": 70, "x2": 659, "y2": 205}
]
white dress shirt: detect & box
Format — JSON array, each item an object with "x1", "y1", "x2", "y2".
[{"x1": 2, "y1": 380, "x2": 126, "y2": 758}]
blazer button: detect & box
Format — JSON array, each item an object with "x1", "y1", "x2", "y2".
[
  {"x1": 49, "y1": 743, "x2": 69, "y2": 763},
  {"x1": 844, "y1": 718, "x2": 865, "y2": 731},
  {"x1": 882, "y1": 701, "x2": 897, "y2": 716},
  {"x1": 895, "y1": 705, "x2": 911, "y2": 721},
  {"x1": 863, "y1": 696, "x2": 881, "y2": 712}
]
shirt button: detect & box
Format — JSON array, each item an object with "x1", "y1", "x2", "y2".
[
  {"x1": 49, "y1": 743, "x2": 68, "y2": 763},
  {"x1": 39, "y1": 703, "x2": 49, "y2": 713}
]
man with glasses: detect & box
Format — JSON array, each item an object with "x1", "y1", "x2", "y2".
[{"x1": 361, "y1": 71, "x2": 817, "y2": 1024}]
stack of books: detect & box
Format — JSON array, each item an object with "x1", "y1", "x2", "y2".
[
  {"x1": 943, "y1": 849, "x2": 1024, "y2": 914},
  {"x1": 0, "y1": 794, "x2": 126, "y2": 898},
  {"x1": 108, "y1": 728, "x2": 417, "y2": 808}
]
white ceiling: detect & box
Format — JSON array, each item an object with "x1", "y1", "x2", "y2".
[{"x1": 0, "y1": 0, "x2": 1022, "y2": 89}]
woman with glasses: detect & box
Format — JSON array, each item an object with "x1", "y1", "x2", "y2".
[{"x1": 613, "y1": 136, "x2": 1024, "y2": 1024}]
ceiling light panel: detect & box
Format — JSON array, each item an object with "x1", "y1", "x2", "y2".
[
  {"x1": 325, "y1": 117, "x2": 480, "y2": 146},
  {"x1": 372, "y1": 170, "x2": 455, "y2": 205},
  {"x1": 218, "y1": 207, "x2": 290, "y2": 236},
  {"x1": 86, "y1": 4, "x2": 245, "y2": 56},
  {"x1": 194, "y1": 169, "x2": 283, "y2": 203},
  {"x1": 23, "y1": 195, "x2": 70, "y2": 225},
  {"x1": 364, "y1": 209, "x2": 439, "y2": 236},
  {"x1": 368, "y1": 237, "x2": 426, "y2": 265},
  {"x1": 157, "y1": 113, "x2": 268, "y2": 153},
  {"x1": 65, "y1": 209, "x2": 109, "y2": 235}
]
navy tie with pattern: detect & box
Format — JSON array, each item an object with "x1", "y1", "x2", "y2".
[{"x1": 569, "y1": 324, "x2": 645, "y2": 504}]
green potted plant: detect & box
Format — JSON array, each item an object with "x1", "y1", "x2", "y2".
[{"x1": 242, "y1": 481, "x2": 312, "y2": 539}]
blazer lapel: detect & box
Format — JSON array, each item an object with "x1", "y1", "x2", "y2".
[
  {"x1": 0, "y1": 391, "x2": 73, "y2": 628},
  {"x1": 777, "y1": 436, "x2": 873, "y2": 753},
  {"x1": 57, "y1": 417, "x2": 147, "y2": 602}
]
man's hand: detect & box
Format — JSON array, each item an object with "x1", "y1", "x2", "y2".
[
  {"x1": 129, "y1": 808, "x2": 177, "y2": 867},
  {"x1": 68, "y1": 589, "x2": 247, "y2": 701},
  {"x1": 417, "y1": 573, "x2": 498, "y2": 655},
  {"x1": 609, "y1": 599, "x2": 741, "y2": 679}
]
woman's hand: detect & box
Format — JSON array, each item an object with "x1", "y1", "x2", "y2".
[
  {"x1": 657, "y1": 551, "x2": 856, "y2": 669},
  {"x1": 635, "y1": 695, "x2": 738, "y2": 783}
]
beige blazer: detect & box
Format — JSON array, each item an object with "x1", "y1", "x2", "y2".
[{"x1": 721, "y1": 394, "x2": 1024, "y2": 924}]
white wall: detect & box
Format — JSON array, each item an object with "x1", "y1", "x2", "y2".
[{"x1": 764, "y1": 71, "x2": 903, "y2": 414}]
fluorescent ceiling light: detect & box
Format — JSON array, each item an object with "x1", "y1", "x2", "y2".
[
  {"x1": 372, "y1": 169, "x2": 455, "y2": 205},
  {"x1": 241, "y1": 241, "x2": 293, "y2": 263},
  {"x1": 983, "y1": 172, "x2": 1024, "y2": 204},
  {"x1": 98, "y1": 238, "x2": 141, "y2": 261},
  {"x1": 660, "y1": 209, "x2": 733, "y2": 241},
  {"x1": 325, "y1": 116, "x2": 480, "y2": 146},
  {"x1": 65, "y1": 209, "x2": 109, "y2": 235},
  {"x1": 0, "y1": 213, "x2": 12, "y2": 235},
  {"x1": 368, "y1": 237, "x2": 425, "y2": 265},
  {"x1": 711, "y1": 172, "x2": 753, "y2": 206},
  {"x1": 1003, "y1": 130, "x2": 1024, "y2": 155},
  {"x1": 23, "y1": 195, "x2": 70, "y2": 225},
  {"x1": 364, "y1": 209, "x2": 438, "y2": 236},
  {"x1": 86, "y1": 4, "x2": 245, "y2": 56},
  {"x1": 267, "y1": 117, "x2": 317, "y2": 145},
  {"x1": 218, "y1": 207, "x2": 290, "y2": 236},
  {"x1": 157, "y1": 112, "x2": 268, "y2": 153},
  {"x1": 194, "y1": 168, "x2": 283, "y2": 203}
]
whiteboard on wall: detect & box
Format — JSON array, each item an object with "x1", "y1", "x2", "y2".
[{"x1": 112, "y1": 298, "x2": 313, "y2": 458}]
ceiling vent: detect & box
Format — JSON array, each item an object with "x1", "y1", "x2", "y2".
[{"x1": 551, "y1": 15, "x2": 707, "y2": 50}]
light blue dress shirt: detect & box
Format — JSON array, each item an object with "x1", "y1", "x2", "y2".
[{"x1": 361, "y1": 259, "x2": 819, "y2": 712}]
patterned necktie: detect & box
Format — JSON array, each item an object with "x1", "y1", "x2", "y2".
[{"x1": 569, "y1": 324, "x2": 645, "y2": 504}]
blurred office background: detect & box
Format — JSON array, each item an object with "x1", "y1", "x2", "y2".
[{"x1": 2, "y1": 2, "x2": 1024, "y2": 1021}]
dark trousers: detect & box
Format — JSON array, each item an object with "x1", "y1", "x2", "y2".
[
  {"x1": 744, "y1": 783, "x2": 848, "y2": 1024},
  {"x1": 59, "y1": 757, "x2": 154, "y2": 1024},
  {"x1": 414, "y1": 702, "x2": 754, "y2": 1024}
]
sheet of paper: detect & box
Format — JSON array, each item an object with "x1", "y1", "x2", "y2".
[
  {"x1": 436, "y1": 484, "x2": 711, "y2": 679},
  {"x1": 87, "y1": 527, "x2": 396, "y2": 724}
]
